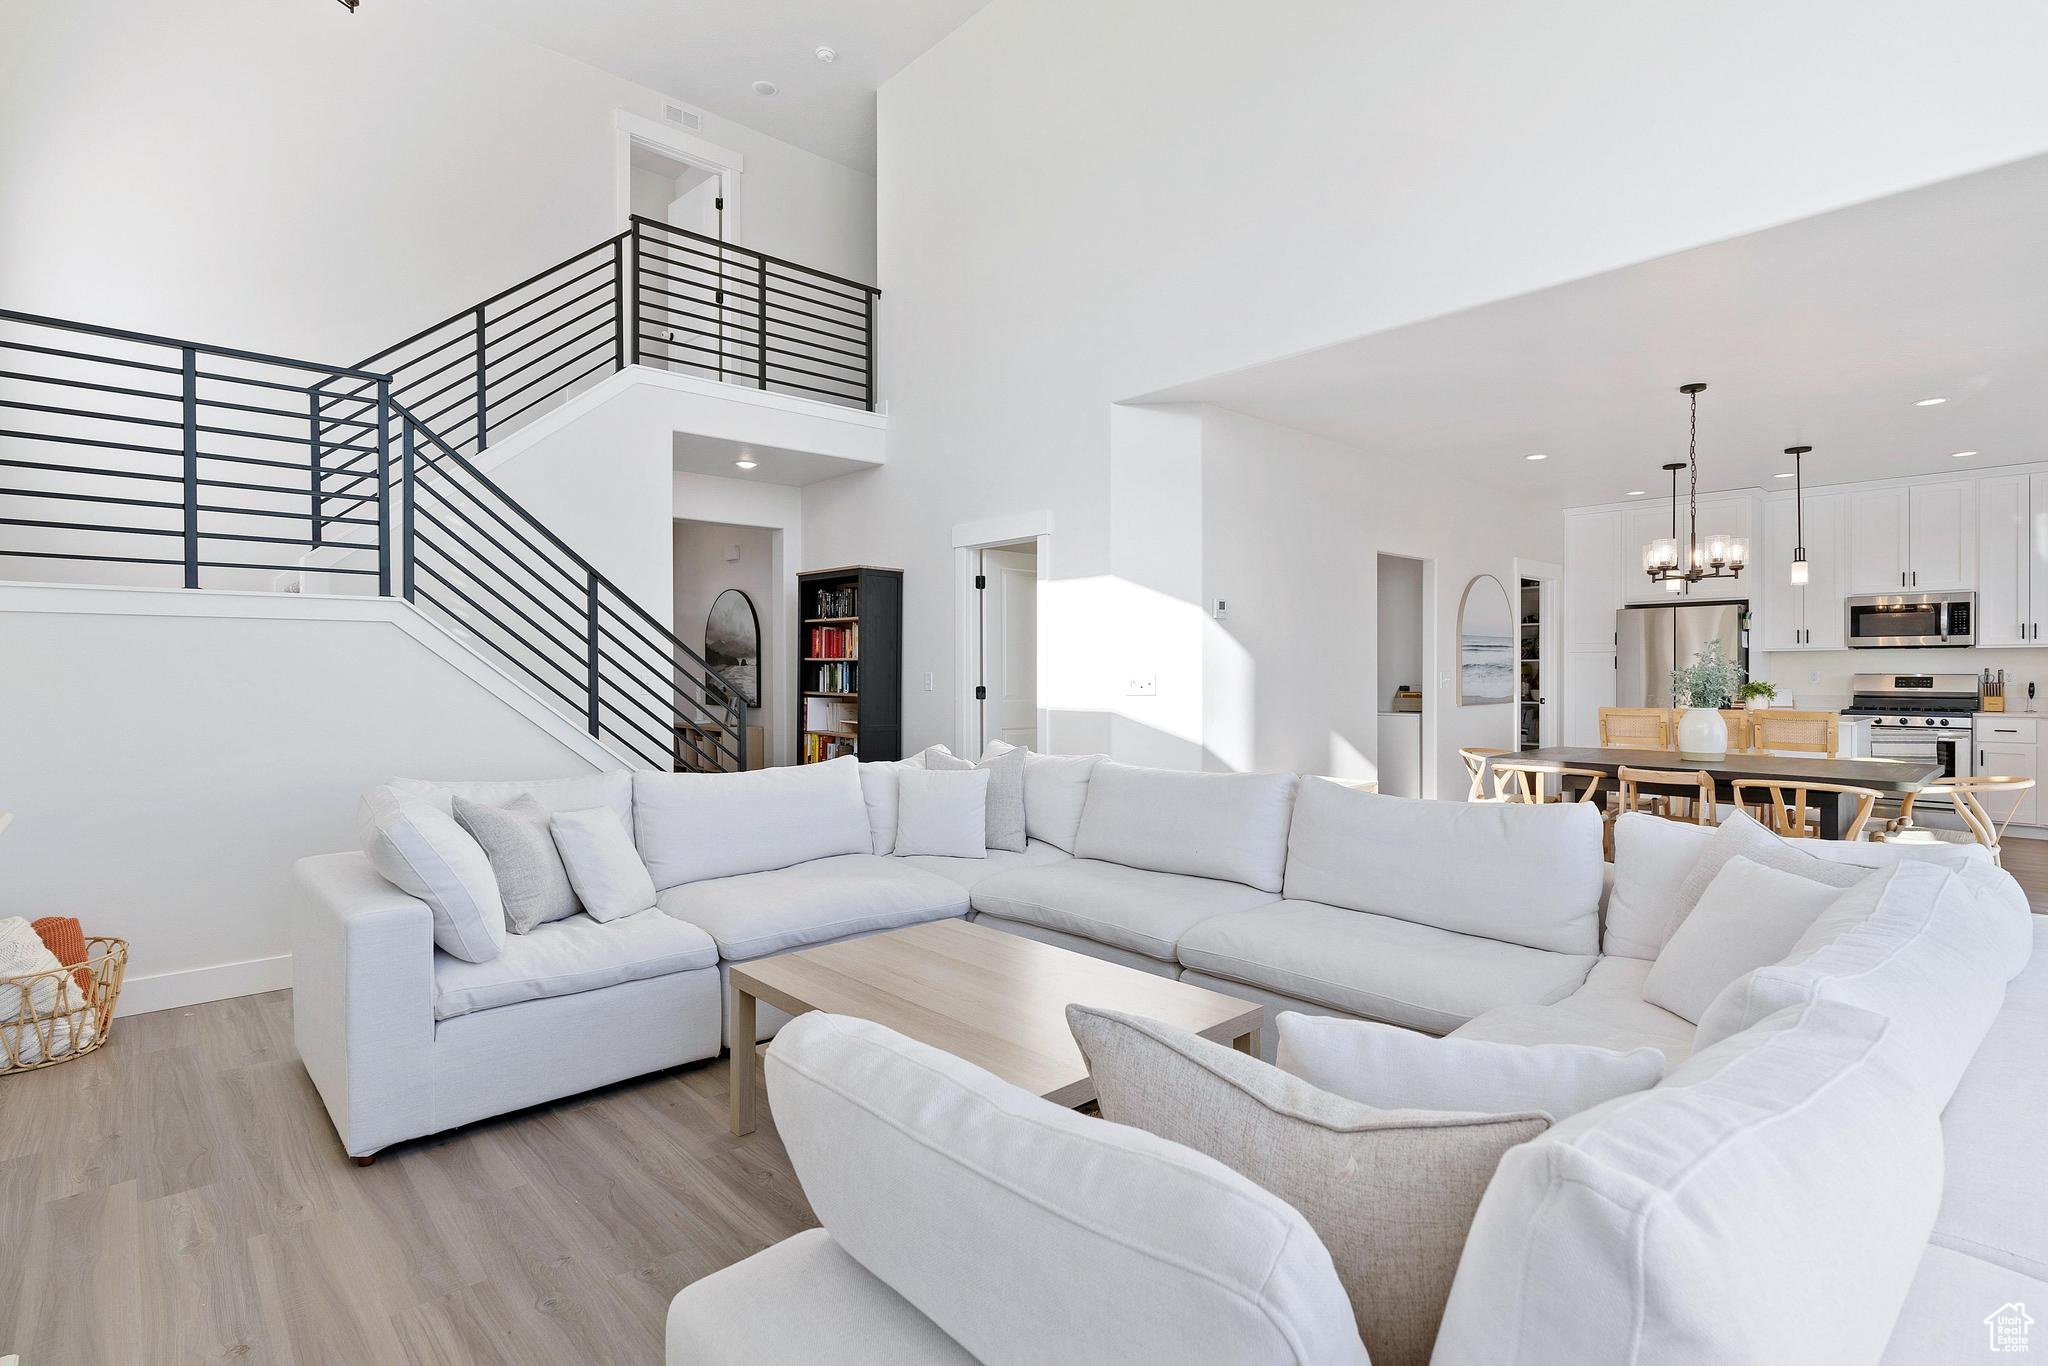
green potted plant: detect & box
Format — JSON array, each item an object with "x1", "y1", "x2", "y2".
[
  {"x1": 1671, "y1": 639, "x2": 1745, "y2": 760},
  {"x1": 1735, "y1": 680, "x2": 1779, "y2": 712}
]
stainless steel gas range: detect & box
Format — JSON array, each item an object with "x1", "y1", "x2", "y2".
[{"x1": 1841, "y1": 672, "x2": 1981, "y2": 781}]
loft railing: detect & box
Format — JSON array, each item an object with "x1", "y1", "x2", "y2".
[
  {"x1": 0, "y1": 309, "x2": 393, "y2": 590},
  {"x1": 0, "y1": 307, "x2": 740, "y2": 772},
  {"x1": 630, "y1": 216, "x2": 878, "y2": 410}
]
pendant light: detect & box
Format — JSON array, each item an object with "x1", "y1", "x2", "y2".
[
  {"x1": 1643, "y1": 382, "x2": 1747, "y2": 588},
  {"x1": 1786, "y1": 445, "x2": 1812, "y2": 586}
]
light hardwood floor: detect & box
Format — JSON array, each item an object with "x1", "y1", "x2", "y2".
[
  {"x1": 0, "y1": 989, "x2": 813, "y2": 1366},
  {"x1": 1999, "y1": 837, "x2": 2048, "y2": 913}
]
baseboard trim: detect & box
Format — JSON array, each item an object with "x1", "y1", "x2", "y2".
[{"x1": 117, "y1": 953, "x2": 292, "y2": 1018}]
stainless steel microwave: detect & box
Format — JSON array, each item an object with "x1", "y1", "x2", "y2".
[{"x1": 1844, "y1": 592, "x2": 1975, "y2": 648}]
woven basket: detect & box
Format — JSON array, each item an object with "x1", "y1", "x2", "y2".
[{"x1": 1, "y1": 935, "x2": 127, "y2": 1075}]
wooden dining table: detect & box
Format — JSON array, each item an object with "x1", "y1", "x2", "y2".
[{"x1": 1498, "y1": 746, "x2": 1946, "y2": 841}]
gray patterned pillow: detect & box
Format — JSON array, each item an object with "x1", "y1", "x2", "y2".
[
  {"x1": 452, "y1": 794, "x2": 579, "y2": 933},
  {"x1": 924, "y1": 745, "x2": 1026, "y2": 852},
  {"x1": 1068, "y1": 1004, "x2": 1547, "y2": 1366}
]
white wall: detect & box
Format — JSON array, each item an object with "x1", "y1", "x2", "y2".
[
  {"x1": 0, "y1": 591, "x2": 610, "y2": 1015},
  {"x1": 0, "y1": 0, "x2": 875, "y2": 369},
  {"x1": 799, "y1": 0, "x2": 2048, "y2": 769},
  {"x1": 673, "y1": 519, "x2": 777, "y2": 755}
]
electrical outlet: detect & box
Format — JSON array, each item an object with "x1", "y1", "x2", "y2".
[
  {"x1": 1126, "y1": 674, "x2": 1157, "y2": 697},
  {"x1": 923, "y1": 672, "x2": 934, "y2": 692}
]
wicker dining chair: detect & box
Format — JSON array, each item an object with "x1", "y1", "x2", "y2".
[
  {"x1": 1730, "y1": 780, "x2": 1880, "y2": 841},
  {"x1": 1598, "y1": 707, "x2": 1673, "y2": 749},
  {"x1": 1492, "y1": 760, "x2": 1606, "y2": 806},
  {"x1": 1616, "y1": 766, "x2": 1718, "y2": 826},
  {"x1": 1872, "y1": 775, "x2": 2036, "y2": 867},
  {"x1": 1458, "y1": 747, "x2": 1510, "y2": 803},
  {"x1": 1718, "y1": 709, "x2": 1756, "y2": 753},
  {"x1": 1750, "y1": 709, "x2": 1838, "y2": 756}
]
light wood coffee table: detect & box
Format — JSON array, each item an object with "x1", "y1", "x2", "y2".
[{"x1": 727, "y1": 917, "x2": 1263, "y2": 1135}]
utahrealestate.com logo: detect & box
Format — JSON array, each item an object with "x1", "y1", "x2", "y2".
[{"x1": 1986, "y1": 1302, "x2": 2035, "y2": 1353}]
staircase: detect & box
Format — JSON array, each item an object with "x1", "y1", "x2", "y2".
[{"x1": 0, "y1": 221, "x2": 881, "y2": 773}]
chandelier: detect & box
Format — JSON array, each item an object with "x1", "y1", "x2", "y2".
[{"x1": 1643, "y1": 382, "x2": 1746, "y2": 591}]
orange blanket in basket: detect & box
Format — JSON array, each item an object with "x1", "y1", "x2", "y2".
[{"x1": 30, "y1": 916, "x2": 91, "y2": 996}]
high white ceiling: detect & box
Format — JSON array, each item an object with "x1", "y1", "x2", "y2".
[
  {"x1": 430, "y1": 0, "x2": 993, "y2": 172},
  {"x1": 1144, "y1": 154, "x2": 2048, "y2": 508}
]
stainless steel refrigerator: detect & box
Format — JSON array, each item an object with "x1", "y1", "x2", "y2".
[{"x1": 1615, "y1": 601, "x2": 1748, "y2": 709}]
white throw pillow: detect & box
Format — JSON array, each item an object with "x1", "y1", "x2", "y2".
[
  {"x1": 857, "y1": 758, "x2": 922, "y2": 855},
  {"x1": 766, "y1": 1012, "x2": 1371, "y2": 1366},
  {"x1": 549, "y1": 806, "x2": 657, "y2": 923},
  {"x1": 1276, "y1": 1012, "x2": 1663, "y2": 1120},
  {"x1": 633, "y1": 756, "x2": 871, "y2": 889},
  {"x1": 357, "y1": 784, "x2": 506, "y2": 963},
  {"x1": 894, "y1": 768, "x2": 990, "y2": 859},
  {"x1": 926, "y1": 746, "x2": 1027, "y2": 852},
  {"x1": 1642, "y1": 855, "x2": 1857, "y2": 1023},
  {"x1": 985, "y1": 741, "x2": 1103, "y2": 852},
  {"x1": 1695, "y1": 861, "x2": 2017, "y2": 1107},
  {"x1": 1433, "y1": 1001, "x2": 1944, "y2": 1366},
  {"x1": 1604, "y1": 812, "x2": 1716, "y2": 959}
]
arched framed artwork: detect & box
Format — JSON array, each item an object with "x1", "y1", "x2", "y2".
[
  {"x1": 705, "y1": 588, "x2": 761, "y2": 707},
  {"x1": 1457, "y1": 574, "x2": 1514, "y2": 705}
]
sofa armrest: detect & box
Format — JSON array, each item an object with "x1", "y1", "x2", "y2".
[{"x1": 292, "y1": 851, "x2": 436, "y2": 1158}]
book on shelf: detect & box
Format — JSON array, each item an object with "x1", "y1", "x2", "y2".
[
  {"x1": 811, "y1": 660, "x2": 856, "y2": 693},
  {"x1": 804, "y1": 697, "x2": 858, "y2": 735},
  {"x1": 802, "y1": 731, "x2": 858, "y2": 762},
  {"x1": 808, "y1": 623, "x2": 859, "y2": 659}
]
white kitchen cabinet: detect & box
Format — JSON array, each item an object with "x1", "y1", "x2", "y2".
[
  {"x1": 1908, "y1": 480, "x2": 1974, "y2": 591},
  {"x1": 1846, "y1": 487, "x2": 1910, "y2": 592},
  {"x1": 1563, "y1": 650, "x2": 1615, "y2": 747},
  {"x1": 1974, "y1": 717, "x2": 2038, "y2": 828},
  {"x1": 1976, "y1": 473, "x2": 2048, "y2": 647},
  {"x1": 1622, "y1": 504, "x2": 1678, "y2": 604},
  {"x1": 1760, "y1": 491, "x2": 1845, "y2": 649},
  {"x1": 1564, "y1": 509, "x2": 1623, "y2": 651}
]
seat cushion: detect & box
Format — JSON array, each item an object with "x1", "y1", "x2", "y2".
[
  {"x1": 1176, "y1": 900, "x2": 1595, "y2": 1034},
  {"x1": 1283, "y1": 781, "x2": 1603, "y2": 954},
  {"x1": 667, "y1": 1229, "x2": 978, "y2": 1366},
  {"x1": 1435, "y1": 1002, "x2": 1945, "y2": 1366},
  {"x1": 432, "y1": 907, "x2": 717, "y2": 1020},
  {"x1": 1451, "y1": 955, "x2": 1697, "y2": 1064},
  {"x1": 1880, "y1": 1244, "x2": 2048, "y2": 1364},
  {"x1": 1072, "y1": 762, "x2": 1297, "y2": 892},
  {"x1": 969, "y1": 859, "x2": 1280, "y2": 962},
  {"x1": 897, "y1": 838, "x2": 1069, "y2": 891},
  {"x1": 1931, "y1": 915, "x2": 2048, "y2": 1280},
  {"x1": 657, "y1": 854, "x2": 968, "y2": 962},
  {"x1": 765, "y1": 1012, "x2": 1370, "y2": 1366}
]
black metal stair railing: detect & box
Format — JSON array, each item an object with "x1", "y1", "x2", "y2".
[{"x1": 0, "y1": 225, "x2": 880, "y2": 771}]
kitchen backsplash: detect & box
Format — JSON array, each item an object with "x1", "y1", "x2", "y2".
[{"x1": 1752, "y1": 645, "x2": 2048, "y2": 713}]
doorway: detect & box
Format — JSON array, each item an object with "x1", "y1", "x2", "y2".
[
  {"x1": 975, "y1": 541, "x2": 1039, "y2": 752},
  {"x1": 1512, "y1": 558, "x2": 1562, "y2": 751},
  {"x1": 1375, "y1": 554, "x2": 1426, "y2": 796},
  {"x1": 672, "y1": 517, "x2": 777, "y2": 769}
]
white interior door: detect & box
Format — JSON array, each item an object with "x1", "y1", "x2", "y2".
[{"x1": 979, "y1": 548, "x2": 1039, "y2": 751}]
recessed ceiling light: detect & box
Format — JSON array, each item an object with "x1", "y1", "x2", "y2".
[
  {"x1": 751, "y1": 79, "x2": 778, "y2": 96},
  {"x1": 1951, "y1": 450, "x2": 1978, "y2": 459},
  {"x1": 1525, "y1": 453, "x2": 1547, "y2": 461},
  {"x1": 814, "y1": 45, "x2": 838, "y2": 63},
  {"x1": 735, "y1": 452, "x2": 758, "y2": 469},
  {"x1": 1915, "y1": 397, "x2": 1947, "y2": 406},
  {"x1": 1626, "y1": 490, "x2": 1645, "y2": 496},
  {"x1": 1774, "y1": 471, "x2": 1796, "y2": 479}
]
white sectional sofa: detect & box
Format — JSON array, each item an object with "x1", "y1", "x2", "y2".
[
  {"x1": 665, "y1": 807, "x2": 2046, "y2": 1366},
  {"x1": 294, "y1": 755, "x2": 1631, "y2": 1156}
]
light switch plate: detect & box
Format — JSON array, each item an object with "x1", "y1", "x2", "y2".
[
  {"x1": 1126, "y1": 674, "x2": 1157, "y2": 697},
  {"x1": 923, "y1": 672, "x2": 934, "y2": 692}
]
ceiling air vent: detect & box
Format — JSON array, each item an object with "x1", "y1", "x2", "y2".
[{"x1": 663, "y1": 102, "x2": 703, "y2": 132}]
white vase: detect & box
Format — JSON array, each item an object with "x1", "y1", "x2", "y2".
[
  {"x1": 1745, "y1": 698, "x2": 1771, "y2": 712},
  {"x1": 1677, "y1": 706, "x2": 1729, "y2": 761}
]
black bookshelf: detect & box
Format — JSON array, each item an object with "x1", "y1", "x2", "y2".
[{"x1": 797, "y1": 565, "x2": 902, "y2": 763}]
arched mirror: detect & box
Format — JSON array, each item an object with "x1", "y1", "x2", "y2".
[{"x1": 1457, "y1": 574, "x2": 1514, "y2": 705}]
